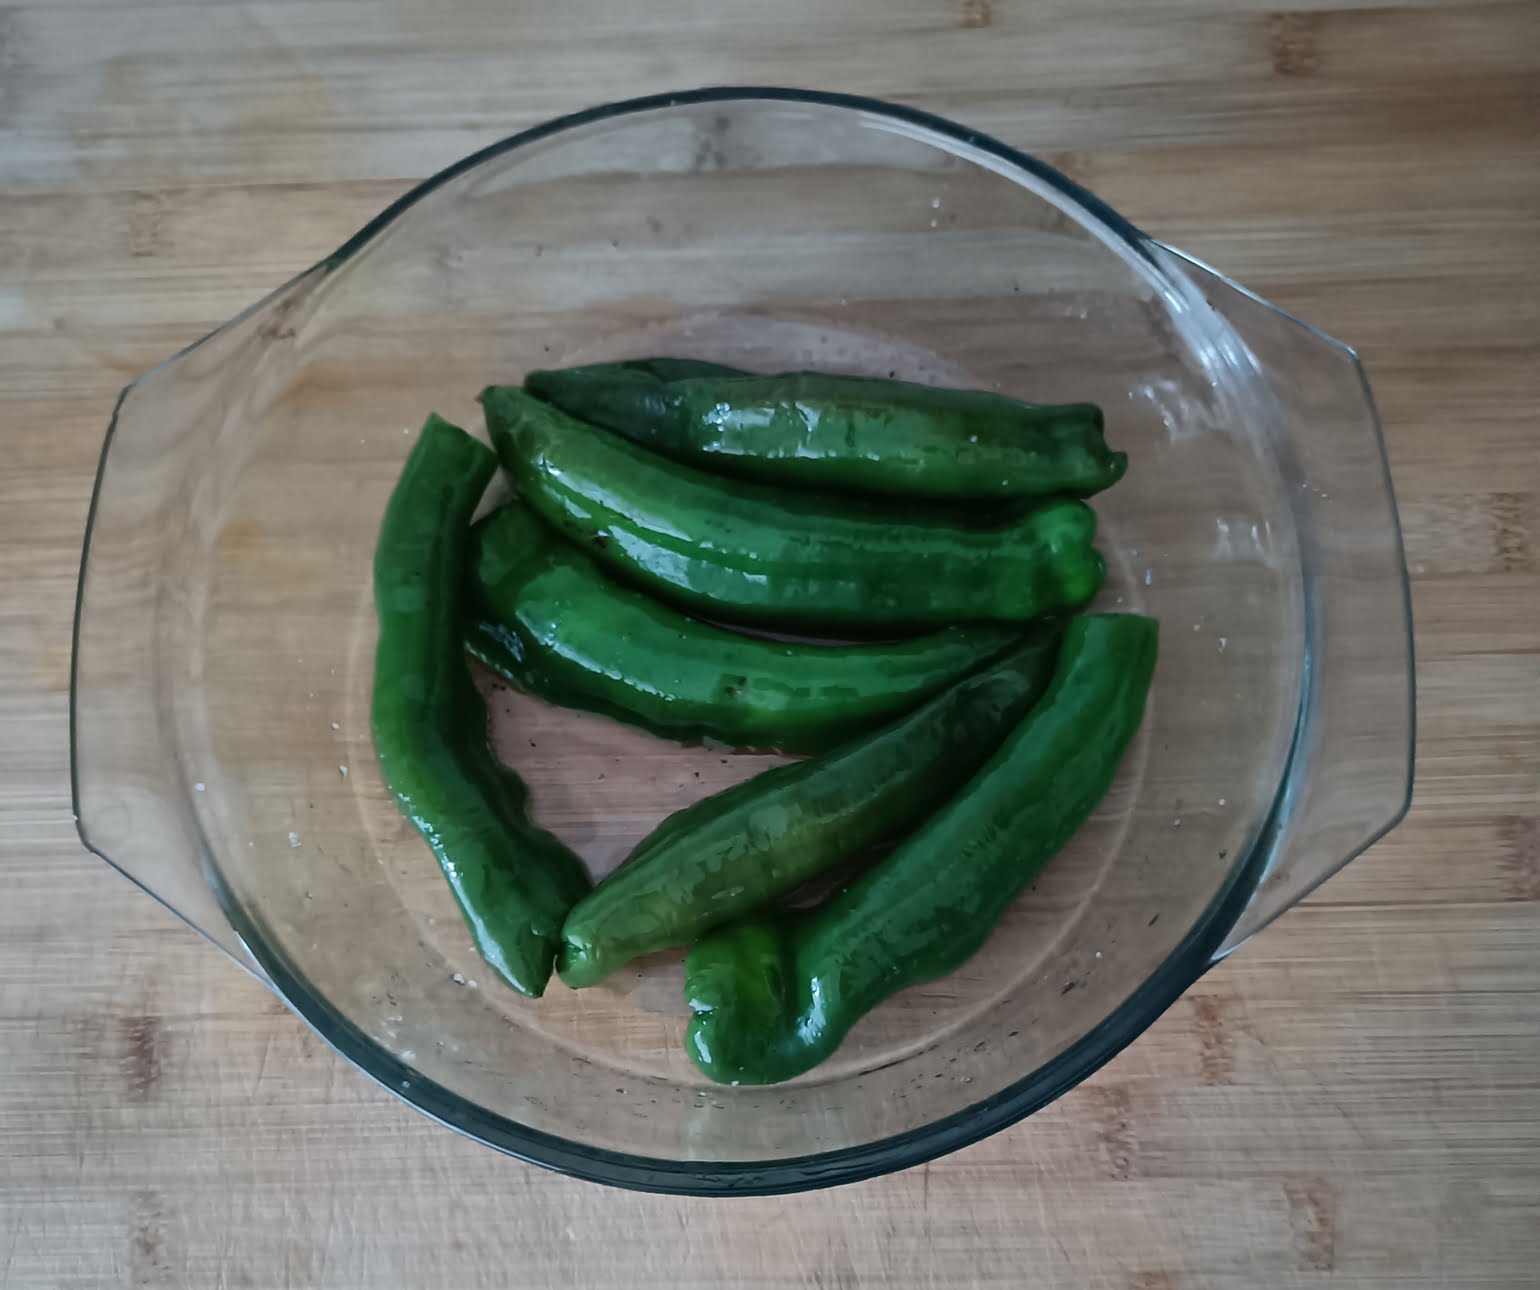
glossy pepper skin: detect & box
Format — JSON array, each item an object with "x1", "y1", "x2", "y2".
[
  {"x1": 371, "y1": 415, "x2": 591, "y2": 998},
  {"x1": 480, "y1": 387, "x2": 1105, "y2": 631},
  {"x1": 465, "y1": 502, "x2": 1021, "y2": 754},
  {"x1": 684, "y1": 613, "x2": 1158, "y2": 1085},
  {"x1": 520, "y1": 359, "x2": 747, "y2": 434},
  {"x1": 558, "y1": 632, "x2": 1062, "y2": 988},
  {"x1": 526, "y1": 364, "x2": 1125, "y2": 500}
]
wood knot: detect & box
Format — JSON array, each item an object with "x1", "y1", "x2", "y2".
[
  {"x1": 1267, "y1": 12, "x2": 1324, "y2": 77},
  {"x1": 1079, "y1": 1082, "x2": 1137, "y2": 1179},
  {"x1": 959, "y1": 0, "x2": 993, "y2": 29},
  {"x1": 1284, "y1": 1176, "x2": 1339, "y2": 1270},
  {"x1": 1500, "y1": 815, "x2": 1540, "y2": 900},
  {"x1": 1491, "y1": 491, "x2": 1534, "y2": 571},
  {"x1": 118, "y1": 1013, "x2": 164, "y2": 1100},
  {"x1": 1189, "y1": 990, "x2": 1237, "y2": 1085}
]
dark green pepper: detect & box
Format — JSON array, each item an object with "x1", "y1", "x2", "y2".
[
  {"x1": 526, "y1": 364, "x2": 1124, "y2": 500},
  {"x1": 684, "y1": 613, "x2": 1158, "y2": 1084},
  {"x1": 558, "y1": 632, "x2": 1061, "y2": 988},
  {"x1": 371, "y1": 414, "x2": 591, "y2": 998},
  {"x1": 465, "y1": 502, "x2": 1021, "y2": 753},
  {"x1": 481, "y1": 387, "x2": 1105, "y2": 631}
]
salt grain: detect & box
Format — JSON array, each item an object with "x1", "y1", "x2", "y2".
[
  {"x1": 194, "y1": 782, "x2": 205, "y2": 793},
  {"x1": 288, "y1": 832, "x2": 301, "y2": 848}
]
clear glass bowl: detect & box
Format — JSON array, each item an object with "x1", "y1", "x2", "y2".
[{"x1": 70, "y1": 89, "x2": 1414, "y2": 1194}]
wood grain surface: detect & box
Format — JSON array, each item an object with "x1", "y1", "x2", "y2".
[{"x1": 2, "y1": 1, "x2": 1536, "y2": 1286}]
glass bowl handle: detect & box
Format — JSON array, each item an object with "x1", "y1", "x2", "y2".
[
  {"x1": 70, "y1": 274, "x2": 329, "y2": 986},
  {"x1": 1150, "y1": 244, "x2": 1416, "y2": 956}
]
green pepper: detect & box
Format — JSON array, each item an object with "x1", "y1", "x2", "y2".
[
  {"x1": 558, "y1": 632, "x2": 1061, "y2": 988},
  {"x1": 481, "y1": 387, "x2": 1105, "y2": 631},
  {"x1": 465, "y1": 502, "x2": 1021, "y2": 753},
  {"x1": 683, "y1": 613, "x2": 1158, "y2": 1084},
  {"x1": 525, "y1": 365, "x2": 1124, "y2": 500},
  {"x1": 371, "y1": 414, "x2": 591, "y2": 998}
]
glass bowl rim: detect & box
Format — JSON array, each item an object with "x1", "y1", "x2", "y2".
[{"x1": 71, "y1": 85, "x2": 1314, "y2": 1195}]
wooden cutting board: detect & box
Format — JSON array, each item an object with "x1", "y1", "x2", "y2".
[{"x1": 1, "y1": 2, "x2": 1535, "y2": 1286}]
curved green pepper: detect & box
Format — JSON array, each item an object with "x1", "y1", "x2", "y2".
[
  {"x1": 558, "y1": 632, "x2": 1061, "y2": 988},
  {"x1": 526, "y1": 364, "x2": 1124, "y2": 500},
  {"x1": 372, "y1": 415, "x2": 591, "y2": 998},
  {"x1": 684, "y1": 613, "x2": 1158, "y2": 1084},
  {"x1": 465, "y1": 502, "x2": 1021, "y2": 754},
  {"x1": 481, "y1": 387, "x2": 1105, "y2": 630}
]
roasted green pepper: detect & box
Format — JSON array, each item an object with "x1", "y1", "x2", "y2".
[
  {"x1": 558, "y1": 632, "x2": 1062, "y2": 988},
  {"x1": 481, "y1": 387, "x2": 1105, "y2": 631},
  {"x1": 466, "y1": 502, "x2": 1021, "y2": 753},
  {"x1": 684, "y1": 613, "x2": 1158, "y2": 1084},
  {"x1": 371, "y1": 415, "x2": 591, "y2": 998},
  {"x1": 526, "y1": 364, "x2": 1124, "y2": 500}
]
